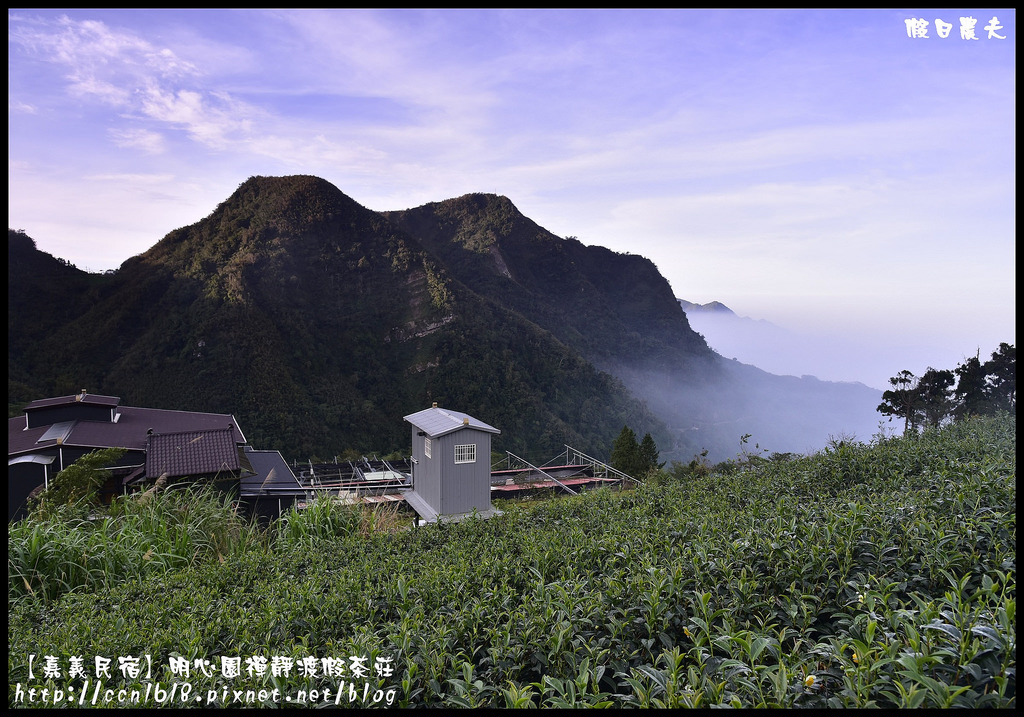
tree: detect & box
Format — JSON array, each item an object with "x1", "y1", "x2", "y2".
[
  {"x1": 610, "y1": 425, "x2": 643, "y2": 478},
  {"x1": 878, "y1": 342, "x2": 1015, "y2": 430},
  {"x1": 984, "y1": 342, "x2": 1015, "y2": 413},
  {"x1": 29, "y1": 447, "x2": 125, "y2": 519},
  {"x1": 953, "y1": 353, "x2": 990, "y2": 419},
  {"x1": 877, "y1": 369, "x2": 921, "y2": 433},
  {"x1": 916, "y1": 367, "x2": 955, "y2": 428},
  {"x1": 638, "y1": 433, "x2": 664, "y2": 474}
]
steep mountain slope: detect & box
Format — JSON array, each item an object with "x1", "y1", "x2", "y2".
[
  {"x1": 10, "y1": 176, "x2": 883, "y2": 465},
  {"x1": 8, "y1": 229, "x2": 104, "y2": 409},
  {"x1": 8, "y1": 177, "x2": 660, "y2": 460},
  {"x1": 385, "y1": 194, "x2": 884, "y2": 461},
  {"x1": 383, "y1": 194, "x2": 711, "y2": 370}
]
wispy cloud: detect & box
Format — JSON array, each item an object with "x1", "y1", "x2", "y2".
[
  {"x1": 10, "y1": 14, "x2": 264, "y2": 155},
  {"x1": 9, "y1": 100, "x2": 37, "y2": 114},
  {"x1": 109, "y1": 128, "x2": 166, "y2": 154},
  {"x1": 11, "y1": 14, "x2": 198, "y2": 103}
]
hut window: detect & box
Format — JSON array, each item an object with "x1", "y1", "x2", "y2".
[
  {"x1": 454, "y1": 444, "x2": 476, "y2": 464},
  {"x1": 424, "y1": 437, "x2": 432, "y2": 459}
]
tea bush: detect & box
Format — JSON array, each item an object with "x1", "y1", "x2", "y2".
[{"x1": 8, "y1": 414, "x2": 1015, "y2": 708}]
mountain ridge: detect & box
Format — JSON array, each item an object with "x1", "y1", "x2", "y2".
[
  {"x1": 9, "y1": 176, "x2": 883, "y2": 463},
  {"x1": 384, "y1": 194, "x2": 711, "y2": 370},
  {"x1": 8, "y1": 177, "x2": 664, "y2": 461}
]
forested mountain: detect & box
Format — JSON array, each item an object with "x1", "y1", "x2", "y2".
[
  {"x1": 383, "y1": 194, "x2": 710, "y2": 369},
  {"x1": 7, "y1": 178, "x2": 659, "y2": 461},
  {"x1": 384, "y1": 193, "x2": 883, "y2": 460},
  {"x1": 8, "y1": 230, "x2": 102, "y2": 414},
  {"x1": 9, "y1": 176, "x2": 882, "y2": 464}
]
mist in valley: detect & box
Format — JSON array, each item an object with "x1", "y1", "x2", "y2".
[
  {"x1": 681, "y1": 302, "x2": 898, "y2": 392},
  {"x1": 610, "y1": 354, "x2": 886, "y2": 467},
  {"x1": 678, "y1": 299, "x2": 1011, "y2": 401}
]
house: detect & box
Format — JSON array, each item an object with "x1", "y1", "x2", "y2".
[
  {"x1": 402, "y1": 403, "x2": 501, "y2": 524},
  {"x1": 7, "y1": 391, "x2": 254, "y2": 520}
]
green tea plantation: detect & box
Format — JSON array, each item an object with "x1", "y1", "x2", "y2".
[{"x1": 8, "y1": 414, "x2": 1015, "y2": 708}]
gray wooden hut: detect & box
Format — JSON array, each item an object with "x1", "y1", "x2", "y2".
[{"x1": 402, "y1": 404, "x2": 500, "y2": 524}]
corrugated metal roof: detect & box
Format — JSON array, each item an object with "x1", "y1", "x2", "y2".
[
  {"x1": 38, "y1": 421, "x2": 76, "y2": 444},
  {"x1": 8, "y1": 454, "x2": 57, "y2": 466},
  {"x1": 25, "y1": 393, "x2": 120, "y2": 410},
  {"x1": 403, "y1": 406, "x2": 500, "y2": 438}
]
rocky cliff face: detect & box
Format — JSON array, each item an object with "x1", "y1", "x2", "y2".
[{"x1": 384, "y1": 194, "x2": 711, "y2": 369}]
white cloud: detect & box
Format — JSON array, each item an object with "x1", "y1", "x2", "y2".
[
  {"x1": 109, "y1": 128, "x2": 166, "y2": 154},
  {"x1": 9, "y1": 100, "x2": 38, "y2": 114},
  {"x1": 84, "y1": 172, "x2": 176, "y2": 184}
]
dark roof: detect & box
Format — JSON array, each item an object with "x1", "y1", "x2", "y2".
[
  {"x1": 403, "y1": 406, "x2": 500, "y2": 438},
  {"x1": 146, "y1": 428, "x2": 243, "y2": 479},
  {"x1": 25, "y1": 393, "x2": 120, "y2": 410},
  {"x1": 240, "y1": 449, "x2": 303, "y2": 495},
  {"x1": 9, "y1": 404, "x2": 247, "y2": 458}
]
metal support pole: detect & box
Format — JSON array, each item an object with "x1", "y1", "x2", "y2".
[{"x1": 505, "y1": 451, "x2": 579, "y2": 496}]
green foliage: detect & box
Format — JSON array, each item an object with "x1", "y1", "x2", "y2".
[
  {"x1": 954, "y1": 354, "x2": 990, "y2": 420},
  {"x1": 985, "y1": 342, "x2": 1016, "y2": 412},
  {"x1": 29, "y1": 448, "x2": 125, "y2": 520},
  {"x1": 610, "y1": 425, "x2": 642, "y2": 478},
  {"x1": 916, "y1": 367, "x2": 955, "y2": 428},
  {"x1": 639, "y1": 432, "x2": 664, "y2": 473},
  {"x1": 617, "y1": 430, "x2": 664, "y2": 482},
  {"x1": 669, "y1": 449, "x2": 712, "y2": 480},
  {"x1": 879, "y1": 344, "x2": 1015, "y2": 431},
  {"x1": 275, "y1": 494, "x2": 362, "y2": 550},
  {"x1": 8, "y1": 414, "x2": 1015, "y2": 708},
  {"x1": 10, "y1": 485, "x2": 262, "y2": 604}
]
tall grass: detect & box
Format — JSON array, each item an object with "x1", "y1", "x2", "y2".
[
  {"x1": 275, "y1": 493, "x2": 410, "y2": 552},
  {"x1": 9, "y1": 487, "x2": 409, "y2": 606},
  {"x1": 275, "y1": 493, "x2": 362, "y2": 550},
  {"x1": 8, "y1": 485, "x2": 265, "y2": 604}
]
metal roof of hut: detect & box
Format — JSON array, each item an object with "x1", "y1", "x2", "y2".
[{"x1": 403, "y1": 405, "x2": 500, "y2": 438}]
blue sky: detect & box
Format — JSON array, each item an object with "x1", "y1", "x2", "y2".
[{"x1": 8, "y1": 9, "x2": 1015, "y2": 390}]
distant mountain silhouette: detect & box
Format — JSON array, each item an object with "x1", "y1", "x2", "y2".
[
  {"x1": 677, "y1": 299, "x2": 736, "y2": 316},
  {"x1": 678, "y1": 297, "x2": 889, "y2": 391}
]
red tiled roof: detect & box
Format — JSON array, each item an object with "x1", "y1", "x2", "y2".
[{"x1": 146, "y1": 427, "x2": 241, "y2": 479}]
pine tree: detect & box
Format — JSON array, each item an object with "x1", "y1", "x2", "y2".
[
  {"x1": 639, "y1": 433, "x2": 664, "y2": 474},
  {"x1": 610, "y1": 426, "x2": 642, "y2": 478}
]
